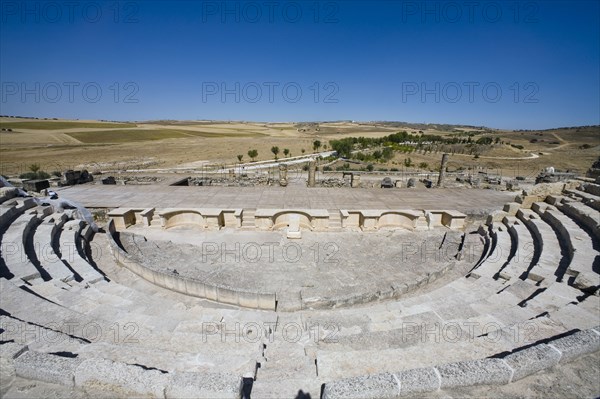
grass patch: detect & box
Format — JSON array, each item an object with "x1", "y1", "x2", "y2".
[
  {"x1": 0, "y1": 121, "x2": 136, "y2": 130},
  {"x1": 66, "y1": 129, "x2": 193, "y2": 143}
]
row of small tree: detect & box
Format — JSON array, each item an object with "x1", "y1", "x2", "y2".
[{"x1": 236, "y1": 140, "x2": 325, "y2": 163}]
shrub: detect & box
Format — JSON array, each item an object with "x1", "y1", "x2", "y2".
[{"x1": 19, "y1": 171, "x2": 50, "y2": 180}]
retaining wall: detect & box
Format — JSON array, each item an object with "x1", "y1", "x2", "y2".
[{"x1": 106, "y1": 220, "x2": 276, "y2": 310}]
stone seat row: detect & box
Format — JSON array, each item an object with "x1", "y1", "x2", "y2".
[
  {"x1": 321, "y1": 326, "x2": 600, "y2": 399},
  {"x1": 303, "y1": 192, "x2": 599, "y2": 383},
  {"x1": 1, "y1": 344, "x2": 243, "y2": 399},
  {"x1": 0, "y1": 276, "x2": 266, "y2": 380},
  {"x1": 0, "y1": 199, "x2": 104, "y2": 285},
  {"x1": 475, "y1": 197, "x2": 599, "y2": 296}
]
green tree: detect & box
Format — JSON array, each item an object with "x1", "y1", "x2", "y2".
[
  {"x1": 330, "y1": 139, "x2": 353, "y2": 158},
  {"x1": 271, "y1": 146, "x2": 280, "y2": 160},
  {"x1": 366, "y1": 163, "x2": 374, "y2": 172},
  {"x1": 313, "y1": 140, "x2": 321, "y2": 152},
  {"x1": 248, "y1": 149, "x2": 258, "y2": 161},
  {"x1": 419, "y1": 162, "x2": 429, "y2": 169},
  {"x1": 301, "y1": 148, "x2": 306, "y2": 154},
  {"x1": 382, "y1": 147, "x2": 394, "y2": 161},
  {"x1": 237, "y1": 154, "x2": 243, "y2": 162},
  {"x1": 283, "y1": 148, "x2": 290, "y2": 157},
  {"x1": 404, "y1": 158, "x2": 413, "y2": 167},
  {"x1": 29, "y1": 163, "x2": 41, "y2": 173}
]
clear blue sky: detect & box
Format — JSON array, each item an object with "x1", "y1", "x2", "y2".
[{"x1": 1, "y1": 0, "x2": 599, "y2": 129}]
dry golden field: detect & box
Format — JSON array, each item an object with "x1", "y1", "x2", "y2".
[{"x1": 0, "y1": 117, "x2": 598, "y2": 178}]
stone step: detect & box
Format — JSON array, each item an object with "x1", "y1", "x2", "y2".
[
  {"x1": 58, "y1": 220, "x2": 105, "y2": 284},
  {"x1": 516, "y1": 212, "x2": 566, "y2": 284},
  {"x1": 522, "y1": 282, "x2": 585, "y2": 312},
  {"x1": 29, "y1": 274, "x2": 277, "y2": 350},
  {"x1": 327, "y1": 210, "x2": 343, "y2": 231},
  {"x1": 31, "y1": 212, "x2": 75, "y2": 282},
  {"x1": 0, "y1": 198, "x2": 36, "y2": 229},
  {"x1": 0, "y1": 310, "x2": 257, "y2": 379},
  {"x1": 565, "y1": 188, "x2": 600, "y2": 211},
  {"x1": 581, "y1": 182, "x2": 600, "y2": 197},
  {"x1": 533, "y1": 206, "x2": 599, "y2": 293},
  {"x1": 557, "y1": 201, "x2": 600, "y2": 239},
  {"x1": 0, "y1": 206, "x2": 52, "y2": 283},
  {"x1": 473, "y1": 223, "x2": 512, "y2": 279},
  {"x1": 498, "y1": 217, "x2": 536, "y2": 282},
  {"x1": 0, "y1": 187, "x2": 18, "y2": 205},
  {"x1": 0, "y1": 277, "x2": 117, "y2": 342},
  {"x1": 0, "y1": 278, "x2": 261, "y2": 374},
  {"x1": 469, "y1": 226, "x2": 493, "y2": 268},
  {"x1": 314, "y1": 315, "x2": 566, "y2": 382},
  {"x1": 79, "y1": 224, "x2": 96, "y2": 264},
  {"x1": 250, "y1": 378, "x2": 322, "y2": 399},
  {"x1": 241, "y1": 209, "x2": 256, "y2": 229},
  {"x1": 0, "y1": 313, "x2": 89, "y2": 355}
]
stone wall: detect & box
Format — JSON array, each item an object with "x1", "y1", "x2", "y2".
[{"x1": 108, "y1": 207, "x2": 467, "y2": 232}]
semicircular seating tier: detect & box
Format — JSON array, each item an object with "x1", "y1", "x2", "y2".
[{"x1": 0, "y1": 182, "x2": 598, "y2": 398}]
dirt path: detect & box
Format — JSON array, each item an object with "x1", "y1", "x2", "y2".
[{"x1": 451, "y1": 152, "x2": 540, "y2": 160}]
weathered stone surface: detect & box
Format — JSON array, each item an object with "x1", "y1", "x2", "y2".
[
  {"x1": 0, "y1": 187, "x2": 18, "y2": 202},
  {"x1": 165, "y1": 371, "x2": 242, "y2": 399},
  {"x1": 546, "y1": 194, "x2": 565, "y2": 205},
  {"x1": 397, "y1": 367, "x2": 440, "y2": 396},
  {"x1": 516, "y1": 195, "x2": 541, "y2": 209},
  {"x1": 0, "y1": 357, "x2": 16, "y2": 397},
  {"x1": 503, "y1": 344, "x2": 561, "y2": 381},
  {"x1": 15, "y1": 351, "x2": 82, "y2": 386},
  {"x1": 0, "y1": 342, "x2": 28, "y2": 359},
  {"x1": 523, "y1": 182, "x2": 569, "y2": 197},
  {"x1": 582, "y1": 183, "x2": 600, "y2": 197},
  {"x1": 0, "y1": 336, "x2": 25, "y2": 396},
  {"x1": 436, "y1": 358, "x2": 512, "y2": 388},
  {"x1": 23, "y1": 179, "x2": 50, "y2": 192},
  {"x1": 572, "y1": 273, "x2": 600, "y2": 293},
  {"x1": 502, "y1": 202, "x2": 521, "y2": 215},
  {"x1": 486, "y1": 210, "x2": 508, "y2": 225},
  {"x1": 550, "y1": 329, "x2": 600, "y2": 363},
  {"x1": 75, "y1": 358, "x2": 169, "y2": 397},
  {"x1": 322, "y1": 372, "x2": 400, "y2": 399}
]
